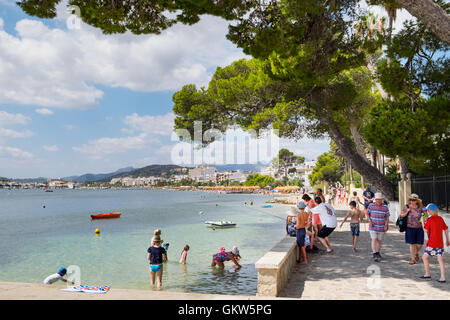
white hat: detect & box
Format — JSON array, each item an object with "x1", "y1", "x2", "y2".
[
  {"x1": 374, "y1": 192, "x2": 383, "y2": 200},
  {"x1": 288, "y1": 207, "x2": 298, "y2": 216}
]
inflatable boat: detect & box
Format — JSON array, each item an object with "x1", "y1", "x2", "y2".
[
  {"x1": 90, "y1": 212, "x2": 121, "y2": 220},
  {"x1": 204, "y1": 221, "x2": 236, "y2": 228}
]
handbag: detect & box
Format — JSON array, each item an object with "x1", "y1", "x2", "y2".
[{"x1": 396, "y1": 206, "x2": 409, "y2": 232}]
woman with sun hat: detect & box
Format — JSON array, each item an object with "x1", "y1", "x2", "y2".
[{"x1": 399, "y1": 193, "x2": 425, "y2": 265}]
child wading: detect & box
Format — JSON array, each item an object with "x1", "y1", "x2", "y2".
[
  {"x1": 147, "y1": 233, "x2": 167, "y2": 289},
  {"x1": 179, "y1": 244, "x2": 190, "y2": 264},
  {"x1": 420, "y1": 203, "x2": 449, "y2": 283},
  {"x1": 43, "y1": 267, "x2": 74, "y2": 285},
  {"x1": 339, "y1": 201, "x2": 365, "y2": 252}
]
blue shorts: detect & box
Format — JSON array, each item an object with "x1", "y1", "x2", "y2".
[
  {"x1": 405, "y1": 227, "x2": 424, "y2": 245},
  {"x1": 150, "y1": 264, "x2": 162, "y2": 272},
  {"x1": 296, "y1": 228, "x2": 306, "y2": 247},
  {"x1": 350, "y1": 223, "x2": 360, "y2": 236}
]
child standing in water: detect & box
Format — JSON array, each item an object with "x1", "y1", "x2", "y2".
[
  {"x1": 339, "y1": 201, "x2": 365, "y2": 252},
  {"x1": 179, "y1": 244, "x2": 190, "y2": 264},
  {"x1": 147, "y1": 234, "x2": 167, "y2": 289}
]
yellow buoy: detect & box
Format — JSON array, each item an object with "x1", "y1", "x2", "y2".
[{"x1": 95, "y1": 228, "x2": 100, "y2": 234}]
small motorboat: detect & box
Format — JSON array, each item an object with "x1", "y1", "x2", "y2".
[
  {"x1": 262, "y1": 205, "x2": 273, "y2": 208},
  {"x1": 204, "y1": 221, "x2": 236, "y2": 228},
  {"x1": 45, "y1": 189, "x2": 53, "y2": 192},
  {"x1": 90, "y1": 212, "x2": 121, "y2": 220}
]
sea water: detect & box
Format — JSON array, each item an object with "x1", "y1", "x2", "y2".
[{"x1": 0, "y1": 189, "x2": 290, "y2": 295}]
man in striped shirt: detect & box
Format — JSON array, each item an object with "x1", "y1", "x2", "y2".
[{"x1": 366, "y1": 193, "x2": 390, "y2": 262}]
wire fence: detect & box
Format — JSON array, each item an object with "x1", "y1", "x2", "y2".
[{"x1": 411, "y1": 174, "x2": 449, "y2": 212}]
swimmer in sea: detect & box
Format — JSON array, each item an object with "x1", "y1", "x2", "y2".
[{"x1": 211, "y1": 247, "x2": 241, "y2": 269}]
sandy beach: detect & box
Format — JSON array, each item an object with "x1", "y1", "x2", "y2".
[{"x1": 0, "y1": 281, "x2": 295, "y2": 300}]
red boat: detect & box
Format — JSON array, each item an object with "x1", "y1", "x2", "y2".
[{"x1": 90, "y1": 212, "x2": 121, "y2": 220}]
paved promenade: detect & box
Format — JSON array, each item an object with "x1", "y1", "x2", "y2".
[{"x1": 279, "y1": 204, "x2": 450, "y2": 299}]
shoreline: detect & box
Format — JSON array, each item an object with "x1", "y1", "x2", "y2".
[{"x1": 0, "y1": 281, "x2": 294, "y2": 300}]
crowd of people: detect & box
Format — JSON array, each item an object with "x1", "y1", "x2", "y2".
[{"x1": 290, "y1": 188, "x2": 449, "y2": 283}]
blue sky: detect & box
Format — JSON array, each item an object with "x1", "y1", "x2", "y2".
[{"x1": 1, "y1": 0, "x2": 412, "y2": 179}]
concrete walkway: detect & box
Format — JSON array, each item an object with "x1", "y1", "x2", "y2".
[{"x1": 279, "y1": 205, "x2": 450, "y2": 299}]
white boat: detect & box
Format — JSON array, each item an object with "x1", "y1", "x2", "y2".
[{"x1": 204, "y1": 220, "x2": 236, "y2": 228}]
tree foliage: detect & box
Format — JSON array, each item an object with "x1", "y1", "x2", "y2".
[
  {"x1": 364, "y1": 17, "x2": 450, "y2": 174},
  {"x1": 308, "y1": 151, "x2": 344, "y2": 186},
  {"x1": 243, "y1": 173, "x2": 275, "y2": 188},
  {"x1": 17, "y1": 0, "x2": 255, "y2": 34},
  {"x1": 271, "y1": 148, "x2": 305, "y2": 183}
]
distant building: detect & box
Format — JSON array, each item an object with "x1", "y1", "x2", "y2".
[
  {"x1": 48, "y1": 179, "x2": 75, "y2": 188},
  {"x1": 228, "y1": 170, "x2": 249, "y2": 183},
  {"x1": 260, "y1": 165, "x2": 276, "y2": 178},
  {"x1": 189, "y1": 165, "x2": 217, "y2": 182}
]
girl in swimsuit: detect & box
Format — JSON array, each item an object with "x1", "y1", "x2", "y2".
[{"x1": 211, "y1": 247, "x2": 242, "y2": 269}]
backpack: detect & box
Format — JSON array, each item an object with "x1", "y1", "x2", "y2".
[
  {"x1": 396, "y1": 206, "x2": 409, "y2": 232},
  {"x1": 286, "y1": 216, "x2": 297, "y2": 237}
]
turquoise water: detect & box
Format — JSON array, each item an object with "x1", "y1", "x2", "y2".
[{"x1": 0, "y1": 189, "x2": 288, "y2": 295}]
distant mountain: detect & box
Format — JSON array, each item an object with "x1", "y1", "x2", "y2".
[
  {"x1": 64, "y1": 167, "x2": 135, "y2": 183},
  {"x1": 105, "y1": 164, "x2": 187, "y2": 181},
  {"x1": 105, "y1": 163, "x2": 265, "y2": 181}
]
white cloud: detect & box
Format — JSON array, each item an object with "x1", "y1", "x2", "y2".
[
  {"x1": 0, "y1": 146, "x2": 33, "y2": 159},
  {"x1": 123, "y1": 112, "x2": 176, "y2": 135},
  {"x1": 35, "y1": 108, "x2": 54, "y2": 115},
  {"x1": 0, "y1": 14, "x2": 246, "y2": 109},
  {"x1": 43, "y1": 145, "x2": 58, "y2": 152},
  {"x1": 72, "y1": 133, "x2": 160, "y2": 159},
  {"x1": 0, "y1": 110, "x2": 30, "y2": 126},
  {"x1": 0, "y1": 110, "x2": 33, "y2": 138},
  {"x1": 0, "y1": 127, "x2": 34, "y2": 138}
]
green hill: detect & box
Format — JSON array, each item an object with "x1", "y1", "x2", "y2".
[{"x1": 105, "y1": 164, "x2": 190, "y2": 181}]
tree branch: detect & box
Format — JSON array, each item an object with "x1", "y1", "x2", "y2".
[{"x1": 395, "y1": 0, "x2": 450, "y2": 45}]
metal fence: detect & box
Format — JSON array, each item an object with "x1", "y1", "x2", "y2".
[{"x1": 411, "y1": 175, "x2": 449, "y2": 212}]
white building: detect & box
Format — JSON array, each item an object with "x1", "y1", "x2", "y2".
[
  {"x1": 260, "y1": 165, "x2": 276, "y2": 178},
  {"x1": 227, "y1": 170, "x2": 249, "y2": 183},
  {"x1": 189, "y1": 165, "x2": 217, "y2": 182}
]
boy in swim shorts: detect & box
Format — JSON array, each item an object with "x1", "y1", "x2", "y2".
[
  {"x1": 147, "y1": 235, "x2": 167, "y2": 288},
  {"x1": 295, "y1": 201, "x2": 310, "y2": 264},
  {"x1": 339, "y1": 201, "x2": 365, "y2": 252},
  {"x1": 420, "y1": 204, "x2": 449, "y2": 283}
]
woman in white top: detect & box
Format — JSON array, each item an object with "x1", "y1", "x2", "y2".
[{"x1": 349, "y1": 191, "x2": 364, "y2": 208}]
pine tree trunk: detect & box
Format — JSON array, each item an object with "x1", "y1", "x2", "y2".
[
  {"x1": 324, "y1": 116, "x2": 395, "y2": 200},
  {"x1": 349, "y1": 123, "x2": 369, "y2": 161},
  {"x1": 396, "y1": 0, "x2": 450, "y2": 45}
]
